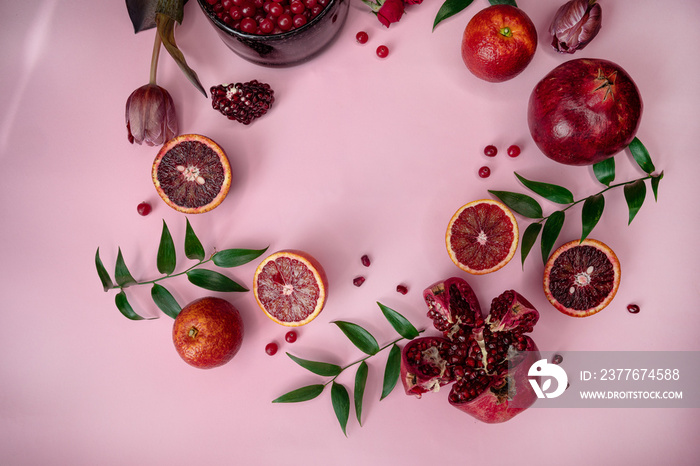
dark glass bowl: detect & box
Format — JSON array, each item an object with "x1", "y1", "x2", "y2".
[{"x1": 196, "y1": 0, "x2": 349, "y2": 67}]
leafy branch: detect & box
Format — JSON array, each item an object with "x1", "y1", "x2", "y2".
[
  {"x1": 95, "y1": 218, "x2": 267, "y2": 320},
  {"x1": 434, "y1": 0, "x2": 517, "y2": 31},
  {"x1": 489, "y1": 137, "x2": 664, "y2": 267},
  {"x1": 272, "y1": 303, "x2": 424, "y2": 436}
]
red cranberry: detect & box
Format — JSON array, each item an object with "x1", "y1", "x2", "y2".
[
  {"x1": 285, "y1": 331, "x2": 298, "y2": 343},
  {"x1": 507, "y1": 144, "x2": 521, "y2": 157},
  {"x1": 277, "y1": 13, "x2": 293, "y2": 30},
  {"x1": 356, "y1": 31, "x2": 369, "y2": 44},
  {"x1": 478, "y1": 166, "x2": 491, "y2": 178},
  {"x1": 268, "y1": 2, "x2": 284, "y2": 16},
  {"x1": 353, "y1": 276, "x2": 366, "y2": 287},
  {"x1": 265, "y1": 342, "x2": 278, "y2": 355},
  {"x1": 240, "y1": 17, "x2": 257, "y2": 33},
  {"x1": 627, "y1": 303, "x2": 640, "y2": 314},
  {"x1": 376, "y1": 45, "x2": 389, "y2": 58},
  {"x1": 484, "y1": 145, "x2": 498, "y2": 157},
  {"x1": 290, "y1": 0, "x2": 305, "y2": 14},
  {"x1": 137, "y1": 202, "x2": 152, "y2": 216},
  {"x1": 396, "y1": 284, "x2": 408, "y2": 295},
  {"x1": 361, "y1": 254, "x2": 371, "y2": 267},
  {"x1": 293, "y1": 14, "x2": 307, "y2": 28},
  {"x1": 222, "y1": 0, "x2": 234, "y2": 9},
  {"x1": 259, "y1": 17, "x2": 274, "y2": 33},
  {"x1": 551, "y1": 354, "x2": 564, "y2": 364},
  {"x1": 206, "y1": 0, "x2": 218, "y2": 5}
]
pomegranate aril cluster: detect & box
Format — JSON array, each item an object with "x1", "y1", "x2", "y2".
[
  {"x1": 203, "y1": 0, "x2": 329, "y2": 35},
  {"x1": 211, "y1": 80, "x2": 275, "y2": 125}
]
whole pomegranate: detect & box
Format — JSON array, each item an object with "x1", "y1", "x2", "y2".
[
  {"x1": 528, "y1": 58, "x2": 643, "y2": 166},
  {"x1": 400, "y1": 277, "x2": 540, "y2": 423},
  {"x1": 172, "y1": 297, "x2": 244, "y2": 369}
]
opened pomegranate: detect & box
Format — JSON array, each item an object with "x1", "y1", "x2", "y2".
[{"x1": 401, "y1": 277, "x2": 541, "y2": 423}]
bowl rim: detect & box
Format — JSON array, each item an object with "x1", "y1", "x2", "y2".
[{"x1": 195, "y1": 0, "x2": 344, "y2": 42}]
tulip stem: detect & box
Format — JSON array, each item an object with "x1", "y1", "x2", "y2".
[{"x1": 149, "y1": 31, "x2": 162, "y2": 85}]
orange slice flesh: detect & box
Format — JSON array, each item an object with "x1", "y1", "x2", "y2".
[
  {"x1": 446, "y1": 199, "x2": 519, "y2": 275},
  {"x1": 543, "y1": 238, "x2": 621, "y2": 318},
  {"x1": 253, "y1": 250, "x2": 328, "y2": 327}
]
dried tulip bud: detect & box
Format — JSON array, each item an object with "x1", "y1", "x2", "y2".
[
  {"x1": 125, "y1": 84, "x2": 178, "y2": 145},
  {"x1": 549, "y1": 0, "x2": 602, "y2": 54}
]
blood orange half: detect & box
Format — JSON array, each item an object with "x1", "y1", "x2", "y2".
[
  {"x1": 152, "y1": 134, "x2": 231, "y2": 214},
  {"x1": 543, "y1": 239, "x2": 621, "y2": 318},
  {"x1": 253, "y1": 250, "x2": 328, "y2": 327},
  {"x1": 446, "y1": 199, "x2": 519, "y2": 275}
]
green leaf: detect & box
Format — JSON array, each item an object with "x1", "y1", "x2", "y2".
[
  {"x1": 115, "y1": 290, "x2": 145, "y2": 320},
  {"x1": 115, "y1": 248, "x2": 137, "y2": 287},
  {"x1": 651, "y1": 172, "x2": 664, "y2": 201},
  {"x1": 377, "y1": 303, "x2": 419, "y2": 340},
  {"x1": 186, "y1": 269, "x2": 248, "y2": 292},
  {"x1": 213, "y1": 247, "x2": 269, "y2": 268},
  {"x1": 433, "y1": 0, "x2": 474, "y2": 31},
  {"x1": 489, "y1": 191, "x2": 543, "y2": 219},
  {"x1": 95, "y1": 248, "x2": 114, "y2": 291},
  {"x1": 489, "y1": 0, "x2": 517, "y2": 5},
  {"x1": 624, "y1": 179, "x2": 646, "y2": 225},
  {"x1": 541, "y1": 211, "x2": 565, "y2": 264},
  {"x1": 628, "y1": 137, "x2": 655, "y2": 174},
  {"x1": 157, "y1": 220, "x2": 176, "y2": 275},
  {"x1": 593, "y1": 157, "x2": 616, "y2": 186},
  {"x1": 515, "y1": 173, "x2": 574, "y2": 204},
  {"x1": 354, "y1": 361, "x2": 368, "y2": 426},
  {"x1": 151, "y1": 284, "x2": 181, "y2": 318},
  {"x1": 581, "y1": 194, "x2": 605, "y2": 242},
  {"x1": 333, "y1": 321, "x2": 380, "y2": 355},
  {"x1": 155, "y1": 0, "x2": 185, "y2": 23},
  {"x1": 156, "y1": 13, "x2": 207, "y2": 97},
  {"x1": 125, "y1": 0, "x2": 189, "y2": 33},
  {"x1": 272, "y1": 384, "x2": 325, "y2": 403},
  {"x1": 520, "y1": 222, "x2": 542, "y2": 268},
  {"x1": 331, "y1": 382, "x2": 350, "y2": 436},
  {"x1": 380, "y1": 344, "x2": 401, "y2": 401},
  {"x1": 286, "y1": 353, "x2": 342, "y2": 377},
  {"x1": 184, "y1": 218, "x2": 205, "y2": 261}
]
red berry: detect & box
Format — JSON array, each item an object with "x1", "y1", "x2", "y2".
[
  {"x1": 353, "y1": 276, "x2": 366, "y2": 287},
  {"x1": 484, "y1": 145, "x2": 498, "y2": 157},
  {"x1": 285, "y1": 331, "x2": 297, "y2": 343},
  {"x1": 507, "y1": 144, "x2": 521, "y2": 157},
  {"x1": 376, "y1": 45, "x2": 389, "y2": 58},
  {"x1": 265, "y1": 342, "x2": 278, "y2": 355},
  {"x1": 478, "y1": 166, "x2": 491, "y2": 178},
  {"x1": 396, "y1": 284, "x2": 408, "y2": 295},
  {"x1": 552, "y1": 354, "x2": 564, "y2": 364},
  {"x1": 361, "y1": 254, "x2": 371, "y2": 267},
  {"x1": 137, "y1": 202, "x2": 152, "y2": 216},
  {"x1": 240, "y1": 17, "x2": 257, "y2": 33},
  {"x1": 627, "y1": 303, "x2": 640, "y2": 314},
  {"x1": 277, "y1": 13, "x2": 293, "y2": 31},
  {"x1": 356, "y1": 31, "x2": 368, "y2": 44}
]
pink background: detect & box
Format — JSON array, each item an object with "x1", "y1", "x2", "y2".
[{"x1": 1, "y1": 0, "x2": 698, "y2": 464}]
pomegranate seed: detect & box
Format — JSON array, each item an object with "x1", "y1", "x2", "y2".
[
  {"x1": 551, "y1": 354, "x2": 563, "y2": 364},
  {"x1": 361, "y1": 254, "x2": 371, "y2": 267},
  {"x1": 376, "y1": 45, "x2": 389, "y2": 58},
  {"x1": 627, "y1": 303, "x2": 640, "y2": 314},
  {"x1": 396, "y1": 284, "x2": 408, "y2": 295},
  {"x1": 265, "y1": 342, "x2": 278, "y2": 355},
  {"x1": 478, "y1": 166, "x2": 491, "y2": 178},
  {"x1": 484, "y1": 145, "x2": 498, "y2": 157},
  {"x1": 285, "y1": 331, "x2": 298, "y2": 343},
  {"x1": 353, "y1": 276, "x2": 366, "y2": 287},
  {"x1": 137, "y1": 202, "x2": 152, "y2": 216},
  {"x1": 507, "y1": 144, "x2": 521, "y2": 157},
  {"x1": 356, "y1": 31, "x2": 368, "y2": 44}
]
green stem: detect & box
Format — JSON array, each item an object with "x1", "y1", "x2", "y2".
[
  {"x1": 323, "y1": 330, "x2": 426, "y2": 387},
  {"x1": 149, "y1": 31, "x2": 162, "y2": 84},
  {"x1": 113, "y1": 256, "x2": 214, "y2": 290},
  {"x1": 534, "y1": 174, "x2": 655, "y2": 224}
]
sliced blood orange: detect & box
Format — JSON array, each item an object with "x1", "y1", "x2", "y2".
[
  {"x1": 152, "y1": 134, "x2": 231, "y2": 214},
  {"x1": 446, "y1": 199, "x2": 519, "y2": 275},
  {"x1": 253, "y1": 250, "x2": 328, "y2": 327},
  {"x1": 543, "y1": 239, "x2": 621, "y2": 318}
]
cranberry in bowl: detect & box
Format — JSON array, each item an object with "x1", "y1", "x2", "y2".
[{"x1": 197, "y1": 0, "x2": 349, "y2": 67}]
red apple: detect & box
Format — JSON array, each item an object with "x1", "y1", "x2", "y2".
[
  {"x1": 461, "y1": 5, "x2": 537, "y2": 83},
  {"x1": 172, "y1": 297, "x2": 244, "y2": 369},
  {"x1": 528, "y1": 58, "x2": 643, "y2": 166}
]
